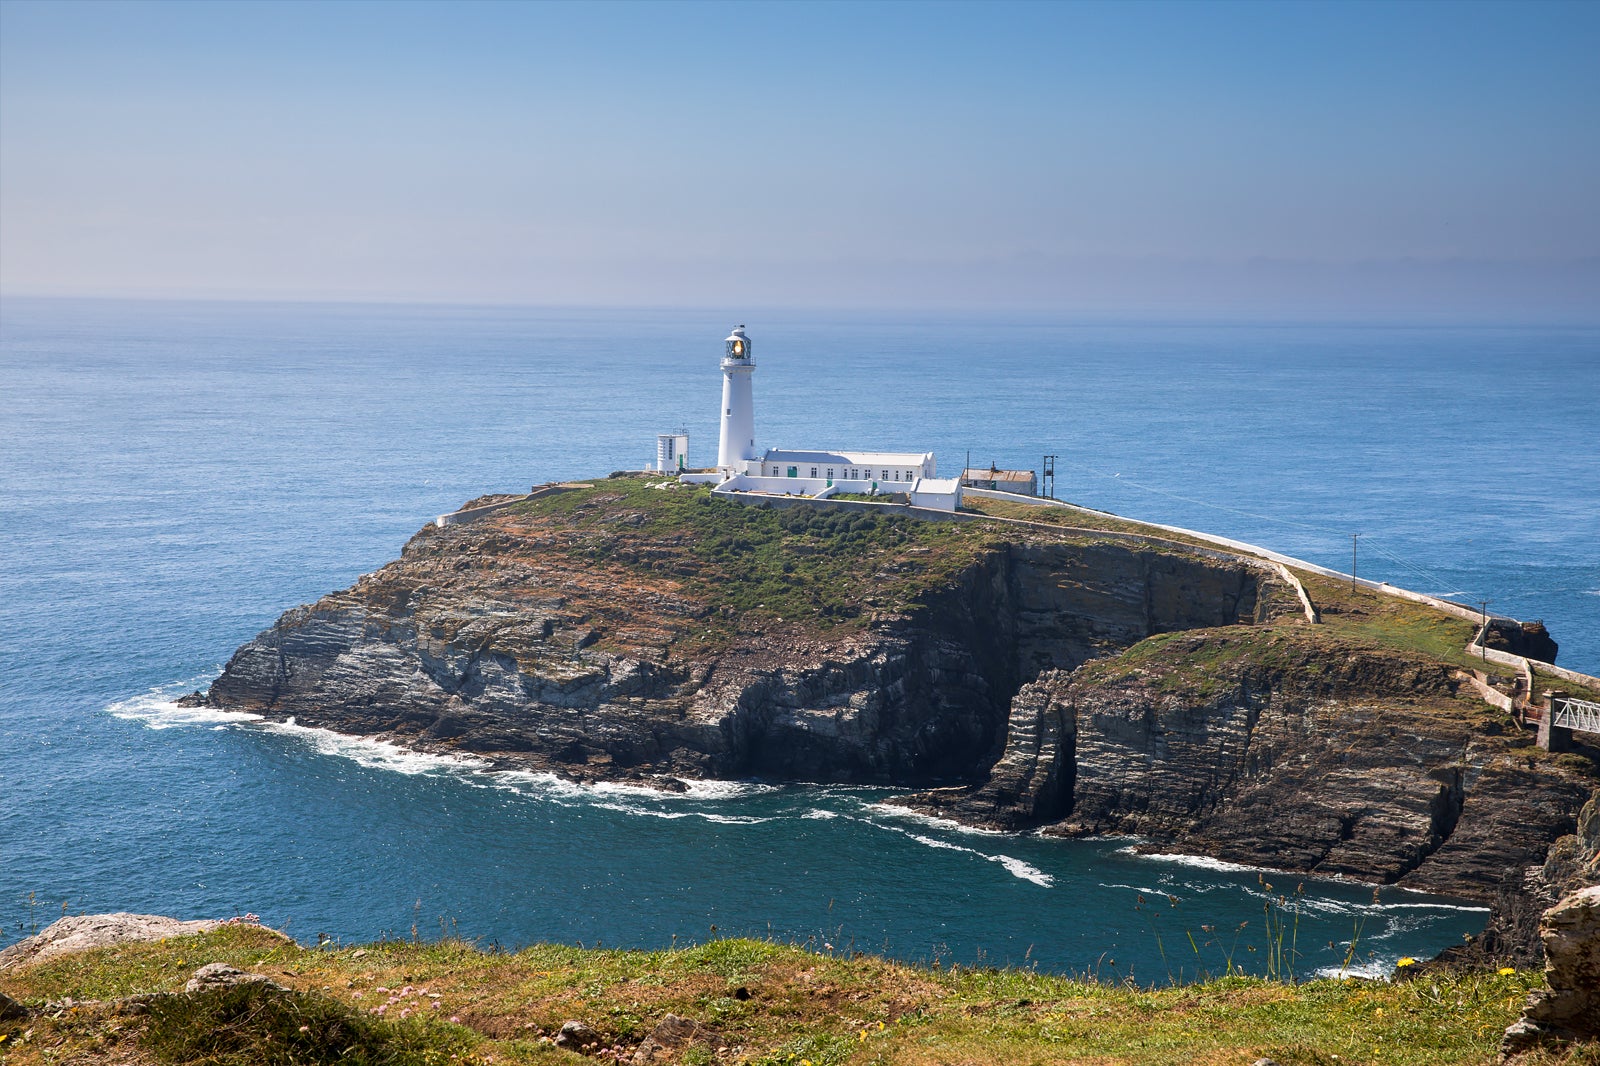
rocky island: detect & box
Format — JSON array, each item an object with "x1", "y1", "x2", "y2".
[{"x1": 185, "y1": 475, "x2": 1599, "y2": 917}]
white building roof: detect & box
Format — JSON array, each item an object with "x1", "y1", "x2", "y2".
[{"x1": 761, "y1": 448, "x2": 932, "y2": 467}]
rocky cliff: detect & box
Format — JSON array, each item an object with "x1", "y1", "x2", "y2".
[
  {"x1": 190, "y1": 476, "x2": 1597, "y2": 903},
  {"x1": 912, "y1": 629, "x2": 1592, "y2": 900}
]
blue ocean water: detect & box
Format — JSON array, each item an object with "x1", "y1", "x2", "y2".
[{"x1": 2, "y1": 297, "x2": 1596, "y2": 982}]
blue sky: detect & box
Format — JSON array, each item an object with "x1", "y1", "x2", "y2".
[{"x1": 2, "y1": 0, "x2": 1596, "y2": 316}]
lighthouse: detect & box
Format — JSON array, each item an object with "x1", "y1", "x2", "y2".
[
  {"x1": 676, "y1": 324, "x2": 961, "y2": 510},
  {"x1": 716, "y1": 325, "x2": 756, "y2": 473}
]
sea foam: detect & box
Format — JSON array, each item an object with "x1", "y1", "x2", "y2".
[{"x1": 107, "y1": 688, "x2": 262, "y2": 730}]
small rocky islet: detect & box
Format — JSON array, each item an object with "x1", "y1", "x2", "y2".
[{"x1": 184, "y1": 474, "x2": 1599, "y2": 937}]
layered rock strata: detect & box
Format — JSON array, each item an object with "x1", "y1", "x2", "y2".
[
  {"x1": 196, "y1": 505, "x2": 1269, "y2": 788},
  {"x1": 190, "y1": 482, "x2": 1596, "y2": 903},
  {"x1": 909, "y1": 630, "x2": 1592, "y2": 897}
]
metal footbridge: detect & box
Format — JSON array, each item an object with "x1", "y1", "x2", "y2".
[{"x1": 1549, "y1": 696, "x2": 1600, "y2": 735}]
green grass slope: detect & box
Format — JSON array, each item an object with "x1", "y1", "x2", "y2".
[{"x1": 1, "y1": 925, "x2": 1585, "y2": 1066}]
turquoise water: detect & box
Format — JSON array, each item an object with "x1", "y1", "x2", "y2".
[{"x1": 2, "y1": 298, "x2": 1596, "y2": 981}]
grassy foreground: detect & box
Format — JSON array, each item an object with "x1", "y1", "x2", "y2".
[{"x1": 0, "y1": 925, "x2": 1587, "y2": 1066}]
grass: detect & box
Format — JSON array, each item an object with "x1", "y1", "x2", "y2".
[
  {"x1": 2, "y1": 925, "x2": 1585, "y2": 1066},
  {"x1": 498, "y1": 476, "x2": 1008, "y2": 635}
]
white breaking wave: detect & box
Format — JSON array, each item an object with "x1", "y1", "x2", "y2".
[
  {"x1": 1314, "y1": 959, "x2": 1395, "y2": 981},
  {"x1": 1376, "y1": 901, "x2": 1490, "y2": 913},
  {"x1": 876, "y1": 825, "x2": 1054, "y2": 887},
  {"x1": 864, "y1": 802, "x2": 1006, "y2": 836},
  {"x1": 1100, "y1": 882, "x2": 1168, "y2": 897},
  {"x1": 679, "y1": 779, "x2": 780, "y2": 800},
  {"x1": 108, "y1": 685, "x2": 491, "y2": 776},
  {"x1": 107, "y1": 688, "x2": 263, "y2": 730},
  {"x1": 261, "y1": 718, "x2": 493, "y2": 775},
  {"x1": 803, "y1": 809, "x2": 839, "y2": 820},
  {"x1": 995, "y1": 855, "x2": 1055, "y2": 887},
  {"x1": 905, "y1": 831, "x2": 967, "y2": 853},
  {"x1": 471, "y1": 768, "x2": 779, "y2": 825},
  {"x1": 584, "y1": 801, "x2": 773, "y2": 825},
  {"x1": 483, "y1": 770, "x2": 773, "y2": 806},
  {"x1": 696, "y1": 812, "x2": 775, "y2": 825},
  {"x1": 1126, "y1": 848, "x2": 1277, "y2": 875},
  {"x1": 589, "y1": 802, "x2": 691, "y2": 820}
]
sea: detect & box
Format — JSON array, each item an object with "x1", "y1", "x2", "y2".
[{"x1": 2, "y1": 297, "x2": 1596, "y2": 983}]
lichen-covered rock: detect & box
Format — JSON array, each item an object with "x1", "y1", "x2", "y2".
[
  {"x1": 556, "y1": 1019, "x2": 602, "y2": 1050},
  {"x1": 184, "y1": 962, "x2": 285, "y2": 993},
  {"x1": 631, "y1": 1013, "x2": 724, "y2": 1064},
  {"x1": 1502, "y1": 885, "x2": 1600, "y2": 1057},
  {"x1": 0, "y1": 913, "x2": 222, "y2": 971}
]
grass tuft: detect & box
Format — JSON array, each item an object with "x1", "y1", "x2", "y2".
[{"x1": 141, "y1": 982, "x2": 466, "y2": 1065}]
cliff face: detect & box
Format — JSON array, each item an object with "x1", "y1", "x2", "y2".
[
  {"x1": 202, "y1": 493, "x2": 1268, "y2": 788},
  {"x1": 908, "y1": 630, "x2": 1593, "y2": 898},
  {"x1": 193, "y1": 478, "x2": 1596, "y2": 902}
]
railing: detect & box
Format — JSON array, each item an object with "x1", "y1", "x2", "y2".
[{"x1": 1552, "y1": 697, "x2": 1600, "y2": 735}]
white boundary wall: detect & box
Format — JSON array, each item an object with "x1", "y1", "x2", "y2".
[
  {"x1": 963, "y1": 488, "x2": 1600, "y2": 689},
  {"x1": 435, "y1": 483, "x2": 589, "y2": 527}
]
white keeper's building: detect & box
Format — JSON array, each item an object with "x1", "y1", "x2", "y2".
[{"x1": 680, "y1": 325, "x2": 963, "y2": 512}]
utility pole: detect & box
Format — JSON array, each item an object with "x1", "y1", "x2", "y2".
[
  {"x1": 1478, "y1": 600, "x2": 1493, "y2": 659},
  {"x1": 1350, "y1": 533, "x2": 1360, "y2": 594}
]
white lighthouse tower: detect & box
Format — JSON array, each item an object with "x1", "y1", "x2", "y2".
[{"x1": 716, "y1": 325, "x2": 756, "y2": 473}]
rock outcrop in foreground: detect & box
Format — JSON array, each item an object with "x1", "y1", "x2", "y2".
[
  {"x1": 0, "y1": 914, "x2": 222, "y2": 972},
  {"x1": 1503, "y1": 885, "x2": 1600, "y2": 1057},
  {"x1": 189, "y1": 477, "x2": 1597, "y2": 904}
]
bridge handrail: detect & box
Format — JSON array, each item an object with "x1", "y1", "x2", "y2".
[{"x1": 1552, "y1": 696, "x2": 1600, "y2": 735}]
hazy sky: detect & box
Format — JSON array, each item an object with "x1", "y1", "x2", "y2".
[{"x1": 2, "y1": 0, "x2": 1597, "y2": 316}]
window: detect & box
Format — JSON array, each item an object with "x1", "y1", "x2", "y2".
[
  {"x1": 810, "y1": 467, "x2": 818, "y2": 478},
  {"x1": 788, "y1": 466, "x2": 798, "y2": 478},
  {"x1": 826, "y1": 468, "x2": 834, "y2": 479},
  {"x1": 906, "y1": 470, "x2": 914, "y2": 481},
  {"x1": 893, "y1": 471, "x2": 899, "y2": 481},
  {"x1": 881, "y1": 470, "x2": 888, "y2": 480}
]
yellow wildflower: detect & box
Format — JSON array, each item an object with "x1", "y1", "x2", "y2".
[
  {"x1": 1499, "y1": 967, "x2": 1517, "y2": 976},
  {"x1": 1396, "y1": 957, "x2": 1416, "y2": 967}
]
